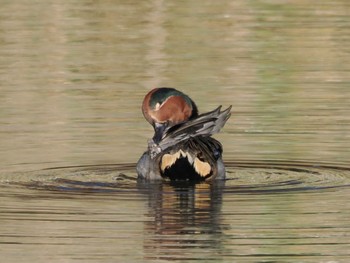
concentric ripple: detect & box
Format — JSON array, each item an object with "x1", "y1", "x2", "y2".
[
  {"x1": 1, "y1": 161, "x2": 350, "y2": 194},
  {"x1": 225, "y1": 161, "x2": 350, "y2": 193}
]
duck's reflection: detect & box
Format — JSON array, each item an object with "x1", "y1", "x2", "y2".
[{"x1": 137, "y1": 180, "x2": 227, "y2": 261}]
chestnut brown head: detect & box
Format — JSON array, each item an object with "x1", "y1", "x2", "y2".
[{"x1": 142, "y1": 87, "x2": 198, "y2": 143}]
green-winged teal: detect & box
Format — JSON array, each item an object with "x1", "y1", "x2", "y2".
[{"x1": 137, "y1": 87, "x2": 231, "y2": 181}]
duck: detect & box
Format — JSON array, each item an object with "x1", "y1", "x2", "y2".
[{"x1": 136, "y1": 87, "x2": 231, "y2": 181}]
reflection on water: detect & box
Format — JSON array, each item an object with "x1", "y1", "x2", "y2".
[
  {"x1": 138, "y1": 181, "x2": 226, "y2": 261},
  {"x1": 0, "y1": 0, "x2": 350, "y2": 262}
]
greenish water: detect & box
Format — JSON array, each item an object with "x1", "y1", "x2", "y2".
[{"x1": 0, "y1": 0, "x2": 349, "y2": 262}]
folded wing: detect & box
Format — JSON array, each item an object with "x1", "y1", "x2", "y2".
[{"x1": 149, "y1": 105, "x2": 231, "y2": 158}]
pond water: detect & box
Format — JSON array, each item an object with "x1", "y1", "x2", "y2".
[{"x1": 0, "y1": 0, "x2": 350, "y2": 262}]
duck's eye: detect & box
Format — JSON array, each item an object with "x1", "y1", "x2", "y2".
[{"x1": 155, "y1": 102, "x2": 161, "y2": 110}]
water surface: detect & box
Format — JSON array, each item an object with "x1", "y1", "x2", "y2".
[{"x1": 1, "y1": 162, "x2": 350, "y2": 262}]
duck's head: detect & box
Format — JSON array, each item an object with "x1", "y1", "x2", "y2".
[{"x1": 142, "y1": 87, "x2": 198, "y2": 143}]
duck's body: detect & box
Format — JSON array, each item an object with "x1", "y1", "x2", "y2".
[{"x1": 137, "y1": 87, "x2": 231, "y2": 181}]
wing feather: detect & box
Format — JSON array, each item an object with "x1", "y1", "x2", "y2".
[{"x1": 149, "y1": 106, "x2": 231, "y2": 158}]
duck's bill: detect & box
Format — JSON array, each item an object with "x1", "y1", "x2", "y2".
[{"x1": 152, "y1": 122, "x2": 168, "y2": 144}]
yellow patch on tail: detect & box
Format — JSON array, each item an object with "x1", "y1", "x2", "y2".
[
  {"x1": 193, "y1": 158, "x2": 211, "y2": 177},
  {"x1": 160, "y1": 150, "x2": 183, "y2": 171},
  {"x1": 160, "y1": 150, "x2": 212, "y2": 177}
]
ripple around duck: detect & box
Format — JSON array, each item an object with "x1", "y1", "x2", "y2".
[
  {"x1": 1, "y1": 160, "x2": 350, "y2": 194},
  {"x1": 224, "y1": 160, "x2": 350, "y2": 194}
]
